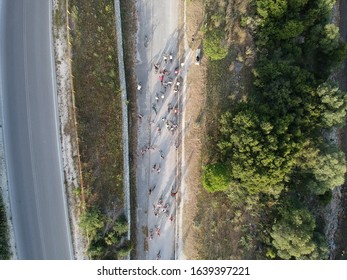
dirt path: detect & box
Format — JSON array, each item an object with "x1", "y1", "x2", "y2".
[
  {"x1": 177, "y1": 0, "x2": 205, "y2": 260},
  {"x1": 134, "y1": 0, "x2": 182, "y2": 260}
]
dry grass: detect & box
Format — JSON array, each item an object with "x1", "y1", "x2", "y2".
[
  {"x1": 182, "y1": 0, "x2": 260, "y2": 260},
  {"x1": 69, "y1": 0, "x2": 124, "y2": 219},
  {"x1": 180, "y1": 0, "x2": 205, "y2": 260}
]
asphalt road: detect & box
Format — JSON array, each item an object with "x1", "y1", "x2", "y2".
[
  {"x1": 0, "y1": 0, "x2": 73, "y2": 259},
  {"x1": 135, "y1": 0, "x2": 180, "y2": 259}
]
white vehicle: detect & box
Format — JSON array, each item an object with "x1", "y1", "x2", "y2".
[{"x1": 195, "y1": 48, "x2": 201, "y2": 65}]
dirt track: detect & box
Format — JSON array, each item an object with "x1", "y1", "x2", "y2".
[{"x1": 134, "y1": 0, "x2": 183, "y2": 260}]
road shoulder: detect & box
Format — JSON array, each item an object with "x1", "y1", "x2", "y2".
[{"x1": 52, "y1": 0, "x2": 87, "y2": 259}]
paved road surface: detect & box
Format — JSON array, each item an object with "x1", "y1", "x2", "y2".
[
  {"x1": 0, "y1": 0, "x2": 73, "y2": 259},
  {"x1": 135, "y1": 0, "x2": 180, "y2": 259}
]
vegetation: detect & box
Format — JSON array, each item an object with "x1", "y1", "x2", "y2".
[
  {"x1": 202, "y1": 1, "x2": 228, "y2": 60},
  {"x1": 0, "y1": 196, "x2": 10, "y2": 259},
  {"x1": 80, "y1": 208, "x2": 131, "y2": 259},
  {"x1": 202, "y1": 163, "x2": 231, "y2": 193},
  {"x1": 270, "y1": 206, "x2": 328, "y2": 259},
  {"x1": 68, "y1": 0, "x2": 129, "y2": 258},
  {"x1": 203, "y1": 30, "x2": 228, "y2": 61},
  {"x1": 201, "y1": 0, "x2": 347, "y2": 259}
]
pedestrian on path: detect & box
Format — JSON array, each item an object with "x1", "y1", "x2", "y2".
[{"x1": 156, "y1": 250, "x2": 161, "y2": 260}]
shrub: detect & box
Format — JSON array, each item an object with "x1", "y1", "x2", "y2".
[
  {"x1": 203, "y1": 30, "x2": 228, "y2": 61},
  {"x1": 202, "y1": 163, "x2": 231, "y2": 193}
]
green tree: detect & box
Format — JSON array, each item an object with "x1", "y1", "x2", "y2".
[
  {"x1": 309, "y1": 147, "x2": 346, "y2": 194},
  {"x1": 114, "y1": 215, "x2": 128, "y2": 235},
  {"x1": 79, "y1": 208, "x2": 105, "y2": 244},
  {"x1": 256, "y1": 0, "x2": 288, "y2": 19},
  {"x1": 203, "y1": 30, "x2": 228, "y2": 61},
  {"x1": 278, "y1": 20, "x2": 305, "y2": 40},
  {"x1": 104, "y1": 231, "x2": 120, "y2": 246},
  {"x1": 288, "y1": 0, "x2": 309, "y2": 11},
  {"x1": 320, "y1": 24, "x2": 340, "y2": 54},
  {"x1": 316, "y1": 84, "x2": 347, "y2": 127},
  {"x1": 270, "y1": 207, "x2": 318, "y2": 259},
  {"x1": 218, "y1": 110, "x2": 295, "y2": 196},
  {"x1": 202, "y1": 163, "x2": 231, "y2": 193}
]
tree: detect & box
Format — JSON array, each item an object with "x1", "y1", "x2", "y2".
[
  {"x1": 256, "y1": 0, "x2": 288, "y2": 19},
  {"x1": 309, "y1": 147, "x2": 346, "y2": 194},
  {"x1": 202, "y1": 163, "x2": 231, "y2": 193},
  {"x1": 320, "y1": 24, "x2": 340, "y2": 54},
  {"x1": 218, "y1": 109, "x2": 296, "y2": 196},
  {"x1": 270, "y1": 207, "x2": 319, "y2": 259},
  {"x1": 288, "y1": 0, "x2": 309, "y2": 11},
  {"x1": 316, "y1": 83, "x2": 347, "y2": 127},
  {"x1": 114, "y1": 215, "x2": 128, "y2": 235},
  {"x1": 203, "y1": 30, "x2": 228, "y2": 61},
  {"x1": 278, "y1": 20, "x2": 305, "y2": 40},
  {"x1": 79, "y1": 208, "x2": 105, "y2": 244}
]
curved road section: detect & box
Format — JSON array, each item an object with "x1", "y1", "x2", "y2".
[{"x1": 0, "y1": 0, "x2": 73, "y2": 259}]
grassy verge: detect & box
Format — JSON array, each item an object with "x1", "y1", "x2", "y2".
[
  {"x1": 189, "y1": 0, "x2": 260, "y2": 259},
  {"x1": 0, "y1": 195, "x2": 10, "y2": 259},
  {"x1": 68, "y1": 0, "x2": 129, "y2": 259}
]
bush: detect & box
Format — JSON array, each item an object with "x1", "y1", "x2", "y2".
[
  {"x1": 114, "y1": 215, "x2": 128, "y2": 235},
  {"x1": 203, "y1": 30, "x2": 228, "y2": 61},
  {"x1": 202, "y1": 163, "x2": 231, "y2": 193},
  {"x1": 79, "y1": 208, "x2": 105, "y2": 243},
  {"x1": 270, "y1": 207, "x2": 318, "y2": 259}
]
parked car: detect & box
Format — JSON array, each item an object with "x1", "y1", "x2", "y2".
[{"x1": 195, "y1": 48, "x2": 201, "y2": 65}]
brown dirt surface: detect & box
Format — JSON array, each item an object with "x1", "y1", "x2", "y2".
[
  {"x1": 180, "y1": 0, "x2": 205, "y2": 260},
  {"x1": 182, "y1": 0, "x2": 260, "y2": 259}
]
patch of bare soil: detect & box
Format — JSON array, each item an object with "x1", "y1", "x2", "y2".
[{"x1": 182, "y1": 0, "x2": 257, "y2": 259}]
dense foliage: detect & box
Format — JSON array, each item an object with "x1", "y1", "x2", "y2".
[
  {"x1": 203, "y1": 0, "x2": 347, "y2": 259},
  {"x1": 202, "y1": 1, "x2": 229, "y2": 60},
  {"x1": 80, "y1": 208, "x2": 131, "y2": 259},
  {"x1": 270, "y1": 206, "x2": 329, "y2": 259}
]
